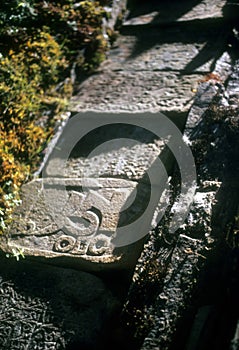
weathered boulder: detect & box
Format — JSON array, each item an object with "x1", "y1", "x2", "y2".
[{"x1": 0, "y1": 257, "x2": 119, "y2": 350}]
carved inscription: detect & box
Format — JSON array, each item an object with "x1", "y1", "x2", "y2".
[
  {"x1": 1, "y1": 178, "x2": 140, "y2": 262},
  {"x1": 53, "y1": 232, "x2": 111, "y2": 256}
]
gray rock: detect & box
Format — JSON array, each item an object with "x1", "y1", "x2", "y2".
[
  {"x1": 103, "y1": 0, "x2": 127, "y2": 31},
  {"x1": 226, "y1": 59, "x2": 239, "y2": 107},
  {"x1": 0, "y1": 258, "x2": 118, "y2": 350},
  {"x1": 0, "y1": 0, "x2": 238, "y2": 348},
  {"x1": 124, "y1": 0, "x2": 226, "y2": 26},
  {"x1": 231, "y1": 320, "x2": 239, "y2": 350},
  {"x1": 70, "y1": 70, "x2": 200, "y2": 113},
  {"x1": 124, "y1": 58, "x2": 239, "y2": 350},
  {"x1": 71, "y1": 17, "x2": 229, "y2": 114},
  {"x1": 185, "y1": 51, "x2": 232, "y2": 133},
  {"x1": 1, "y1": 112, "x2": 178, "y2": 272},
  {"x1": 0, "y1": 177, "x2": 148, "y2": 271}
]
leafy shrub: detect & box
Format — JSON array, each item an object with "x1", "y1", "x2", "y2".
[{"x1": 0, "y1": 29, "x2": 67, "y2": 231}]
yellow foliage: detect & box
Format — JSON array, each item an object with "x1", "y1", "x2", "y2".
[
  {"x1": 0, "y1": 1, "x2": 112, "y2": 233},
  {"x1": 0, "y1": 29, "x2": 67, "y2": 232}
]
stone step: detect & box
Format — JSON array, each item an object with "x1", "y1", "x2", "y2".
[
  {"x1": 70, "y1": 20, "x2": 230, "y2": 114},
  {"x1": 71, "y1": 69, "x2": 200, "y2": 113},
  {"x1": 124, "y1": 0, "x2": 227, "y2": 27},
  {"x1": 107, "y1": 25, "x2": 225, "y2": 73}
]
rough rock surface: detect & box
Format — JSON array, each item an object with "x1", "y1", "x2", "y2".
[
  {"x1": 1, "y1": 114, "x2": 177, "y2": 271},
  {"x1": 0, "y1": 177, "x2": 147, "y2": 271},
  {"x1": 0, "y1": 0, "x2": 238, "y2": 349},
  {"x1": 123, "y1": 57, "x2": 239, "y2": 350},
  {"x1": 125, "y1": 0, "x2": 227, "y2": 25},
  {"x1": 0, "y1": 258, "x2": 119, "y2": 350},
  {"x1": 70, "y1": 19, "x2": 230, "y2": 113},
  {"x1": 103, "y1": 0, "x2": 127, "y2": 31}
]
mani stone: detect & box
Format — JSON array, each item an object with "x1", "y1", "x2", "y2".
[
  {"x1": 0, "y1": 177, "x2": 148, "y2": 271},
  {"x1": 0, "y1": 112, "x2": 174, "y2": 272}
]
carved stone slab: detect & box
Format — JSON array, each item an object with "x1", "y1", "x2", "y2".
[
  {"x1": 0, "y1": 175, "x2": 163, "y2": 271},
  {"x1": 0, "y1": 111, "x2": 180, "y2": 271},
  {"x1": 0, "y1": 178, "x2": 132, "y2": 266}
]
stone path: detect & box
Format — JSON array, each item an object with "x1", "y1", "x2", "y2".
[
  {"x1": 0, "y1": 0, "x2": 239, "y2": 349},
  {"x1": 70, "y1": 0, "x2": 231, "y2": 114},
  {"x1": 125, "y1": 0, "x2": 227, "y2": 24},
  {"x1": 2, "y1": 0, "x2": 232, "y2": 271}
]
